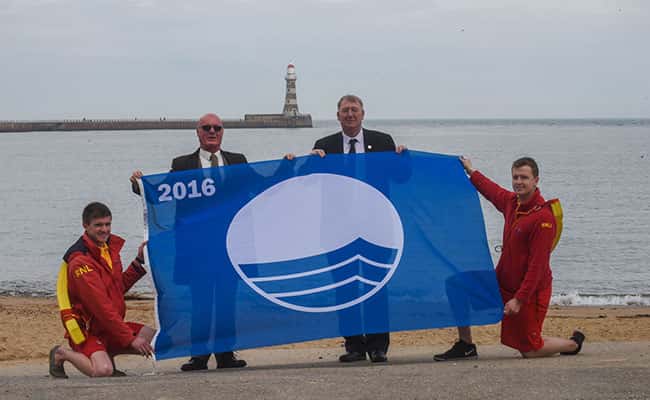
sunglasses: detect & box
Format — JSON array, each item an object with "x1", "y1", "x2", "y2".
[{"x1": 200, "y1": 124, "x2": 223, "y2": 133}]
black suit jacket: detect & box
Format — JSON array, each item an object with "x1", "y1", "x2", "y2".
[
  {"x1": 313, "y1": 129, "x2": 396, "y2": 154},
  {"x1": 169, "y1": 149, "x2": 247, "y2": 287},
  {"x1": 312, "y1": 129, "x2": 396, "y2": 350},
  {"x1": 171, "y1": 149, "x2": 248, "y2": 171},
  {"x1": 131, "y1": 148, "x2": 248, "y2": 194}
]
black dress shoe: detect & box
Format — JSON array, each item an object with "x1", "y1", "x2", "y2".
[
  {"x1": 180, "y1": 356, "x2": 209, "y2": 371},
  {"x1": 339, "y1": 351, "x2": 367, "y2": 362},
  {"x1": 369, "y1": 350, "x2": 388, "y2": 363},
  {"x1": 216, "y1": 352, "x2": 247, "y2": 369}
]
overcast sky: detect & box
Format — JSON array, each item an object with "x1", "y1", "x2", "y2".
[{"x1": 1, "y1": 0, "x2": 649, "y2": 119}]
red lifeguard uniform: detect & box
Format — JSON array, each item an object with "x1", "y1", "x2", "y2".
[{"x1": 470, "y1": 171, "x2": 557, "y2": 352}]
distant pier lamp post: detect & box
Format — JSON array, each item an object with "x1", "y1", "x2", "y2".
[{"x1": 283, "y1": 63, "x2": 300, "y2": 116}]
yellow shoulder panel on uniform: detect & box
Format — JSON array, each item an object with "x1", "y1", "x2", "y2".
[
  {"x1": 547, "y1": 198, "x2": 563, "y2": 252},
  {"x1": 56, "y1": 261, "x2": 86, "y2": 345}
]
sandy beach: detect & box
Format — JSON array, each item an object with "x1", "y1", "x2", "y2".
[
  {"x1": 2, "y1": 296, "x2": 649, "y2": 362},
  {"x1": 2, "y1": 296, "x2": 650, "y2": 399}
]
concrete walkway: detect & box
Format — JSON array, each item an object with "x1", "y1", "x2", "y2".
[{"x1": 2, "y1": 342, "x2": 649, "y2": 399}]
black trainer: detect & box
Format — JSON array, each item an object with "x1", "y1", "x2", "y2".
[
  {"x1": 433, "y1": 340, "x2": 478, "y2": 361},
  {"x1": 49, "y1": 345, "x2": 68, "y2": 379},
  {"x1": 561, "y1": 330, "x2": 585, "y2": 355}
]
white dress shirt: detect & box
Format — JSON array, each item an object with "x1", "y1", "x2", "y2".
[
  {"x1": 342, "y1": 128, "x2": 365, "y2": 154},
  {"x1": 199, "y1": 148, "x2": 224, "y2": 168}
]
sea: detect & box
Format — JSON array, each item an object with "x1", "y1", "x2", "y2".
[{"x1": 1, "y1": 119, "x2": 648, "y2": 306}]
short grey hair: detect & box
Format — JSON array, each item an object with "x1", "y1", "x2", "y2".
[{"x1": 337, "y1": 94, "x2": 364, "y2": 110}]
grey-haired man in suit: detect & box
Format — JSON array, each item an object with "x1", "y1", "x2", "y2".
[
  {"x1": 311, "y1": 95, "x2": 407, "y2": 363},
  {"x1": 130, "y1": 113, "x2": 247, "y2": 371}
]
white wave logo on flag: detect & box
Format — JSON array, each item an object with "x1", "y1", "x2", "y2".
[{"x1": 226, "y1": 173, "x2": 404, "y2": 313}]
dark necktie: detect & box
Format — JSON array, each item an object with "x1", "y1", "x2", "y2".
[
  {"x1": 210, "y1": 153, "x2": 219, "y2": 167},
  {"x1": 348, "y1": 138, "x2": 358, "y2": 154}
]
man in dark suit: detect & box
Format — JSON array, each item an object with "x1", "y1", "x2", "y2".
[
  {"x1": 312, "y1": 95, "x2": 406, "y2": 363},
  {"x1": 130, "y1": 113, "x2": 246, "y2": 186},
  {"x1": 313, "y1": 98, "x2": 397, "y2": 156},
  {"x1": 130, "y1": 113, "x2": 247, "y2": 371}
]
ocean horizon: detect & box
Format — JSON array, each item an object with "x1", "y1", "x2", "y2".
[{"x1": 1, "y1": 118, "x2": 648, "y2": 306}]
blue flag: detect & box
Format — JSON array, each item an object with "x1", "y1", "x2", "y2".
[{"x1": 140, "y1": 151, "x2": 502, "y2": 360}]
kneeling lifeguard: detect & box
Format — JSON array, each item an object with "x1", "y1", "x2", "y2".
[{"x1": 50, "y1": 202, "x2": 155, "y2": 378}]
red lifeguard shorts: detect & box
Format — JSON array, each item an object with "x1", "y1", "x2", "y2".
[
  {"x1": 500, "y1": 285, "x2": 552, "y2": 353},
  {"x1": 69, "y1": 322, "x2": 144, "y2": 358}
]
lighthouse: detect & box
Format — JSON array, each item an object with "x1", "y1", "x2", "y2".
[
  {"x1": 282, "y1": 64, "x2": 300, "y2": 116},
  {"x1": 241, "y1": 63, "x2": 312, "y2": 127}
]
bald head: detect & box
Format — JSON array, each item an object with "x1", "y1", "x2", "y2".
[
  {"x1": 197, "y1": 113, "x2": 221, "y2": 128},
  {"x1": 196, "y1": 113, "x2": 224, "y2": 153}
]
